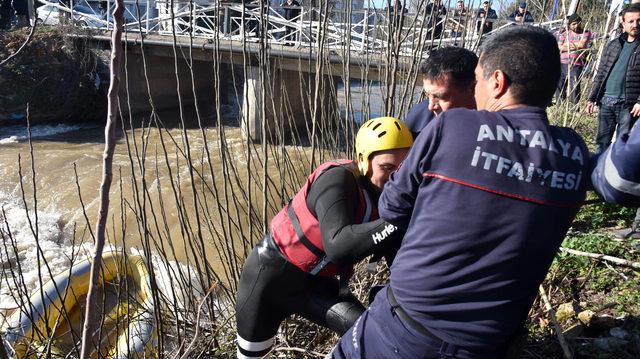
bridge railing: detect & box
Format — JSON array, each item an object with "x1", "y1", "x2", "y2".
[{"x1": 40, "y1": 1, "x2": 562, "y2": 55}]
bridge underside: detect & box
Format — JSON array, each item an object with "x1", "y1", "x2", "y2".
[{"x1": 87, "y1": 34, "x2": 358, "y2": 142}]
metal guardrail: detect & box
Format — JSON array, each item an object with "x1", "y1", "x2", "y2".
[{"x1": 39, "y1": 0, "x2": 563, "y2": 56}]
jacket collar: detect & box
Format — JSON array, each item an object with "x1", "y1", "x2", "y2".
[{"x1": 620, "y1": 32, "x2": 639, "y2": 44}]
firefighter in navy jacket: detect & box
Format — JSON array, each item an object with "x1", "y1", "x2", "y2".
[
  {"x1": 331, "y1": 27, "x2": 590, "y2": 359},
  {"x1": 235, "y1": 117, "x2": 413, "y2": 359}
]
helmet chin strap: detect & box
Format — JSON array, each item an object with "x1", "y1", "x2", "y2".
[
  {"x1": 358, "y1": 172, "x2": 382, "y2": 194},
  {"x1": 357, "y1": 154, "x2": 369, "y2": 177}
]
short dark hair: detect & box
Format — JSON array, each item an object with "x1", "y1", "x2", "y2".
[
  {"x1": 621, "y1": 3, "x2": 640, "y2": 19},
  {"x1": 479, "y1": 26, "x2": 560, "y2": 107},
  {"x1": 420, "y1": 47, "x2": 478, "y2": 88},
  {"x1": 566, "y1": 13, "x2": 581, "y2": 23}
]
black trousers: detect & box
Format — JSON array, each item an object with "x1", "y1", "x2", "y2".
[
  {"x1": 235, "y1": 234, "x2": 364, "y2": 357},
  {"x1": 556, "y1": 64, "x2": 583, "y2": 104}
]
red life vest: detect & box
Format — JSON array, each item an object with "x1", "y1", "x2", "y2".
[{"x1": 270, "y1": 160, "x2": 379, "y2": 276}]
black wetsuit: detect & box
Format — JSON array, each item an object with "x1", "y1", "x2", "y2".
[{"x1": 235, "y1": 166, "x2": 403, "y2": 359}]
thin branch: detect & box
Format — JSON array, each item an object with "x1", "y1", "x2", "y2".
[
  {"x1": 177, "y1": 282, "x2": 217, "y2": 359},
  {"x1": 539, "y1": 285, "x2": 573, "y2": 359},
  {"x1": 0, "y1": 20, "x2": 38, "y2": 67},
  {"x1": 78, "y1": 0, "x2": 125, "y2": 357},
  {"x1": 559, "y1": 247, "x2": 640, "y2": 270}
]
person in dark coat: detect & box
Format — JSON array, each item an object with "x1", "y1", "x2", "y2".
[
  {"x1": 591, "y1": 121, "x2": 640, "y2": 209},
  {"x1": 246, "y1": 0, "x2": 269, "y2": 38},
  {"x1": 280, "y1": 0, "x2": 300, "y2": 42},
  {"x1": 586, "y1": 3, "x2": 640, "y2": 240},
  {"x1": 586, "y1": 3, "x2": 640, "y2": 152},
  {"x1": 507, "y1": 2, "x2": 534, "y2": 23},
  {"x1": 425, "y1": 0, "x2": 447, "y2": 39},
  {"x1": 0, "y1": 0, "x2": 13, "y2": 29},
  {"x1": 12, "y1": 0, "x2": 27, "y2": 26},
  {"x1": 476, "y1": 1, "x2": 497, "y2": 34},
  {"x1": 404, "y1": 46, "x2": 477, "y2": 136}
]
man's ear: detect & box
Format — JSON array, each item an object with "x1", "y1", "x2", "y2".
[{"x1": 491, "y1": 69, "x2": 509, "y2": 99}]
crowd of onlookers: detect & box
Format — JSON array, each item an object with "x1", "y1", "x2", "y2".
[{"x1": 399, "y1": 0, "x2": 537, "y2": 37}]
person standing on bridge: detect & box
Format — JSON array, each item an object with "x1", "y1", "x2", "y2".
[
  {"x1": 280, "y1": 0, "x2": 300, "y2": 44},
  {"x1": 507, "y1": 2, "x2": 534, "y2": 24},
  {"x1": 235, "y1": 117, "x2": 413, "y2": 359},
  {"x1": 425, "y1": 0, "x2": 447, "y2": 39},
  {"x1": 476, "y1": 1, "x2": 497, "y2": 35},
  {"x1": 403, "y1": 46, "x2": 478, "y2": 136},
  {"x1": 247, "y1": 0, "x2": 270, "y2": 38},
  {"x1": 330, "y1": 26, "x2": 589, "y2": 359},
  {"x1": 451, "y1": 0, "x2": 468, "y2": 40}
]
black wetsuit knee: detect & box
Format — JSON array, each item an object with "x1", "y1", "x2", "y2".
[
  {"x1": 298, "y1": 278, "x2": 365, "y2": 336},
  {"x1": 324, "y1": 298, "x2": 366, "y2": 335}
]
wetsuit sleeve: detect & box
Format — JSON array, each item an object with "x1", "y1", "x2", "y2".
[
  {"x1": 306, "y1": 166, "x2": 405, "y2": 265},
  {"x1": 379, "y1": 115, "x2": 443, "y2": 229},
  {"x1": 590, "y1": 123, "x2": 640, "y2": 207}
]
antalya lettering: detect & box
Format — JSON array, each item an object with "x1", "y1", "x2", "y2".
[
  {"x1": 476, "y1": 124, "x2": 584, "y2": 165},
  {"x1": 471, "y1": 124, "x2": 584, "y2": 191}
]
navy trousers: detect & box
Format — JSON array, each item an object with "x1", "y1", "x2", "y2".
[{"x1": 329, "y1": 287, "x2": 502, "y2": 359}]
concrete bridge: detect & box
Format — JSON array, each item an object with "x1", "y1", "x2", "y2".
[
  {"x1": 57, "y1": 0, "x2": 560, "y2": 140},
  {"x1": 85, "y1": 31, "x2": 406, "y2": 141}
]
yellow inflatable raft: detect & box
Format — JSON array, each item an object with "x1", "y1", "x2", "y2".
[{"x1": 4, "y1": 252, "x2": 157, "y2": 358}]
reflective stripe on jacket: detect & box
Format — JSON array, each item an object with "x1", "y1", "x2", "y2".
[{"x1": 591, "y1": 123, "x2": 640, "y2": 207}]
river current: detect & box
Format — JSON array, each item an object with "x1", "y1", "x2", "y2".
[{"x1": 0, "y1": 81, "x2": 406, "y2": 317}]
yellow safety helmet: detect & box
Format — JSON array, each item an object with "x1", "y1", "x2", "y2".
[{"x1": 355, "y1": 117, "x2": 413, "y2": 176}]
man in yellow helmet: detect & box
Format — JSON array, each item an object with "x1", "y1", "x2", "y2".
[{"x1": 235, "y1": 117, "x2": 413, "y2": 359}]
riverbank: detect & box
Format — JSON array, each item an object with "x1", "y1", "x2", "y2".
[
  {"x1": 1, "y1": 23, "x2": 638, "y2": 358},
  {"x1": 0, "y1": 27, "x2": 108, "y2": 125}
]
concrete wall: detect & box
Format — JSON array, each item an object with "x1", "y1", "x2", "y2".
[
  {"x1": 120, "y1": 50, "x2": 217, "y2": 115},
  {"x1": 92, "y1": 40, "x2": 340, "y2": 143},
  {"x1": 241, "y1": 64, "x2": 338, "y2": 143}
]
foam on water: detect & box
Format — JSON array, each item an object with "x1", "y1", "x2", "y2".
[
  {"x1": 0, "y1": 190, "x2": 84, "y2": 311},
  {"x1": 0, "y1": 123, "x2": 95, "y2": 145},
  {"x1": 0, "y1": 189, "x2": 204, "y2": 318}
]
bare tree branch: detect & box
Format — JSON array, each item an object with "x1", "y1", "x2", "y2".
[{"x1": 78, "y1": 0, "x2": 125, "y2": 357}]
